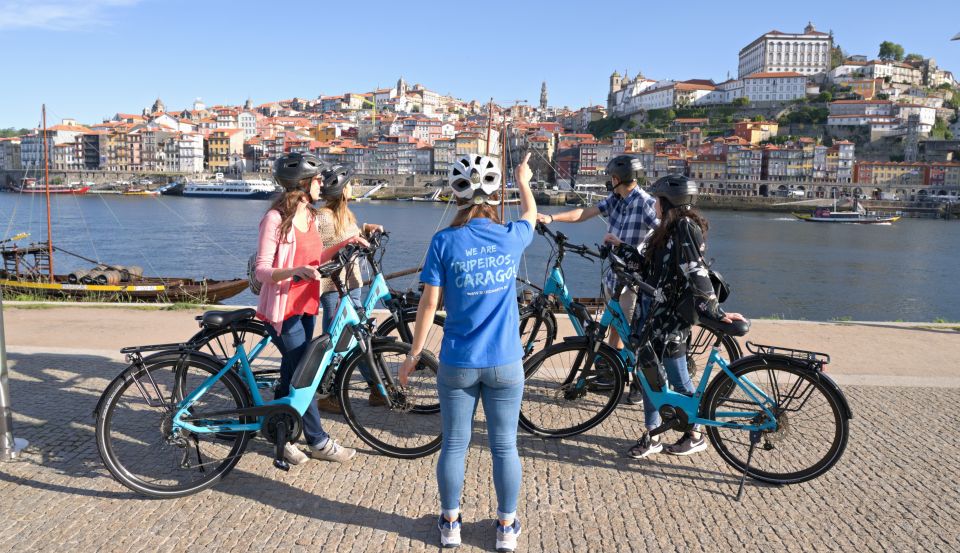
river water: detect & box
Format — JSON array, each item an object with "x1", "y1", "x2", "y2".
[{"x1": 1, "y1": 193, "x2": 957, "y2": 322}]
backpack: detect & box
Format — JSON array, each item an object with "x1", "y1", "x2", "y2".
[{"x1": 247, "y1": 253, "x2": 262, "y2": 295}]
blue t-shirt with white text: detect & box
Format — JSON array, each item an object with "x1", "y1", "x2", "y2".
[{"x1": 420, "y1": 218, "x2": 534, "y2": 368}]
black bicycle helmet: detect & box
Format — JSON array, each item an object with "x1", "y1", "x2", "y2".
[
  {"x1": 273, "y1": 152, "x2": 322, "y2": 191},
  {"x1": 649, "y1": 174, "x2": 698, "y2": 208},
  {"x1": 605, "y1": 155, "x2": 643, "y2": 185},
  {"x1": 319, "y1": 164, "x2": 354, "y2": 199}
]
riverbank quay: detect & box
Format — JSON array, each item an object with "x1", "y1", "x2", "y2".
[{"x1": 1, "y1": 304, "x2": 958, "y2": 551}]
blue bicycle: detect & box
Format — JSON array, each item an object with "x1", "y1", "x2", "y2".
[
  {"x1": 94, "y1": 236, "x2": 442, "y2": 498},
  {"x1": 518, "y1": 223, "x2": 741, "y2": 370},
  {"x1": 522, "y1": 247, "x2": 851, "y2": 488}
]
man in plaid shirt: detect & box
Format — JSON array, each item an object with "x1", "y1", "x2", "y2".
[{"x1": 537, "y1": 155, "x2": 658, "y2": 350}]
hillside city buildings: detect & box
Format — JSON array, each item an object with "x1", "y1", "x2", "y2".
[{"x1": 2, "y1": 23, "x2": 958, "y2": 201}]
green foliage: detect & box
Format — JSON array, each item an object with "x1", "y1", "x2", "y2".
[
  {"x1": 0, "y1": 127, "x2": 30, "y2": 138},
  {"x1": 878, "y1": 41, "x2": 904, "y2": 61},
  {"x1": 778, "y1": 105, "x2": 829, "y2": 125},
  {"x1": 876, "y1": 92, "x2": 890, "y2": 100},
  {"x1": 830, "y1": 45, "x2": 845, "y2": 70},
  {"x1": 904, "y1": 53, "x2": 924, "y2": 63},
  {"x1": 586, "y1": 116, "x2": 629, "y2": 139},
  {"x1": 732, "y1": 97, "x2": 750, "y2": 107},
  {"x1": 936, "y1": 82, "x2": 954, "y2": 91},
  {"x1": 822, "y1": 134, "x2": 834, "y2": 147},
  {"x1": 751, "y1": 115, "x2": 764, "y2": 122},
  {"x1": 932, "y1": 117, "x2": 950, "y2": 139},
  {"x1": 646, "y1": 108, "x2": 676, "y2": 128},
  {"x1": 816, "y1": 91, "x2": 833, "y2": 103}
]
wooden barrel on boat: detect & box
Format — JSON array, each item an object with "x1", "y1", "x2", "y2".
[
  {"x1": 91, "y1": 270, "x2": 122, "y2": 285},
  {"x1": 121, "y1": 266, "x2": 144, "y2": 281},
  {"x1": 68, "y1": 270, "x2": 89, "y2": 284}
]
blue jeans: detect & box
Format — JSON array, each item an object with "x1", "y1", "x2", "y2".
[
  {"x1": 320, "y1": 288, "x2": 373, "y2": 383},
  {"x1": 437, "y1": 361, "x2": 524, "y2": 520},
  {"x1": 265, "y1": 314, "x2": 329, "y2": 448},
  {"x1": 641, "y1": 355, "x2": 697, "y2": 431}
]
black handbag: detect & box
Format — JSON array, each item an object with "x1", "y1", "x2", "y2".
[{"x1": 709, "y1": 268, "x2": 731, "y2": 304}]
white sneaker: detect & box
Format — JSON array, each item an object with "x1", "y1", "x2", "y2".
[
  {"x1": 310, "y1": 439, "x2": 356, "y2": 462},
  {"x1": 496, "y1": 519, "x2": 521, "y2": 552},
  {"x1": 283, "y1": 443, "x2": 309, "y2": 465},
  {"x1": 438, "y1": 514, "x2": 462, "y2": 548}
]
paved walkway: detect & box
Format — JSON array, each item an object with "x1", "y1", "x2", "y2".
[{"x1": 2, "y1": 344, "x2": 958, "y2": 551}]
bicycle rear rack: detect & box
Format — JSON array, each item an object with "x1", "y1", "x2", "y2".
[{"x1": 746, "y1": 341, "x2": 830, "y2": 368}]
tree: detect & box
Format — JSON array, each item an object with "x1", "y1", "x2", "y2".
[
  {"x1": 752, "y1": 115, "x2": 764, "y2": 122},
  {"x1": 878, "y1": 41, "x2": 905, "y2": 61},
  {"x1": 732, "y1": 97, "x2": 749, "y2": 107},
  {"x1": 0, "y1": 127, "x2": 30, "y2": 138},
  {"x1": 904, "y1": 52, "x2": 924, "y2": 63},
  {"x1": 823, "y1": 135, "x2": 834, "y2": 147},
  {"x1": 876, "y1": 92, "x2": 890, "y2": 100},
  {"x1": 817, "y1": 91, "x2": 833, "y2": 103},
  {"x1": 830, "y1": 44, "x2": 846, "y2": 69}
]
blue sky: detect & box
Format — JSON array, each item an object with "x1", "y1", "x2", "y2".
[{"x1": 2, "y1": 0, "x2": 958, "y2": 128}]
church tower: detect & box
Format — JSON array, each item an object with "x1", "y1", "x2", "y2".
[{"x1": 540, "y1": 81, "x2": 548, "y2": 110}]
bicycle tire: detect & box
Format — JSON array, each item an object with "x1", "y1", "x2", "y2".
[
  {"x1": 96, "y1": 352, "x2": 253, "y2": 498},
  {"x1": 702, "y1": 358, "x2": 849, "y2": 485},
  {"x1": 336, "y1": 341, "x2": 442, "y2": 459},
  {"x1": 519, "y1": 339, "x2": 625, "y2": 438},
  {"x1": 187, "y1": 319, "x2": 282, "y2": 381},
  {"x1": 374, "y1": 310, "x2": 446, "y2": 352},
  {"x1": 519, "y1": 304, "x2": 558, "y2": 359}
]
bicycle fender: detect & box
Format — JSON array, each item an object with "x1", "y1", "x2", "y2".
[
  {"x1": 725, "y1": 354, "x2": 853, "y2": 420},
  {"x1": 92, "y1": 350, "x2": 237, "y2": 418}
]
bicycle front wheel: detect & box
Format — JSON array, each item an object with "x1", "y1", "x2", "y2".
[
  {"x1": 518, "y1": 305, "x2": 557, "y2": 359},
  {"x1": 703, "y1": 359, "x2": 849, "y2": 485},
  {"x1": 95, "y1": 352, "x2": 253, "y2": 498},
  {"x1": 520, "y1": 340, "x2": 624, "y2": 438},
  {"x1": 337, "y1": 341, "x2": 442, "y2": 459}
]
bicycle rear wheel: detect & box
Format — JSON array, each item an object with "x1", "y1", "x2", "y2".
[
  {"x1": 375, "y1": 310, "x2": 445, "y2": 356},
  {"x1": 188, "y1": 319, "x2": 283, "y2": 391},
  {"x1": 519, "y1": 340, "x2": 624, "y2": 438},
  {"x1": 95, "y1": 352, "x2": 252, "y2": 498},
  {"x1": 337, "y1": 341, "x2": 442, "y2": 459},
  {"x1": 703, "y1": 359, "x2": 849, "y2": 484}
]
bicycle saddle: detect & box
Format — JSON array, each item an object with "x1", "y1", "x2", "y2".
[
  {"x1": 698, "y1": 316, "x2": 751, "y2": 338},
  {"x1": 200, "y1": 308, "x2": 256, "y2": 328}
]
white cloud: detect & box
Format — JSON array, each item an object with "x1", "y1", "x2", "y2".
[{"x1": 0, "y1": 0, "x2": 141, "y2": 31}]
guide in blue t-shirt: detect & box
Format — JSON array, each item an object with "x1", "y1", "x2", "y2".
[
  {"x1": 398, "y1": 153, "x2": 537, "y2": 549},
  {"x1": 420, "y1": 217, "x2": 533, "y2": 367}
]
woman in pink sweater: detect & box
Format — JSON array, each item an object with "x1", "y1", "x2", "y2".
[{"x1": 255, "y1": 152, "x2": 366, "y2": 465}]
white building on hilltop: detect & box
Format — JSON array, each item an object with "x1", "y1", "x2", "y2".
[{"x1": 738, "y1": 22, "x2": 832, "y2": 78}]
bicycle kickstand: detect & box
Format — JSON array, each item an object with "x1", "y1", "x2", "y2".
[
  {"x1": 273, "y1": 420, "x2": 290, "y2": 472},
  {"x1": 735, "y1": 430, "x2": 761, "y2": 501}
]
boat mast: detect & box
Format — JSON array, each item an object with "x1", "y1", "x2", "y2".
[
  {"x1": 484, "y1": 98, "x2": 493, "y2": 156},
  {"x1": 500, "y1": 118, "x2": 507, "y2": 220},
  {"x1": 42, "y1": 105, "x2": 54, "y2": 283}
]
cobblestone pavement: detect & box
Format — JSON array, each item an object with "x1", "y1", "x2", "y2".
[{"x1": 1, "y1": 349, "x2": 957, "y2": 552}]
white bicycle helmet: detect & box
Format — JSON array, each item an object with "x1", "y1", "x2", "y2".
[{"x1": 448, "y1": 154, "x2": 502, "y2": 209}]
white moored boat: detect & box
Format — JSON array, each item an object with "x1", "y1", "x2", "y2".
[{"x1": 182, "y1": 179, "x2": 277, "y2": 199}]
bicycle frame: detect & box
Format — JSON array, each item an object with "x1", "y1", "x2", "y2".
[
  {"x1": 171, "y1": 272, "x2": 392, "y2": 436},
  {"x1": 631, "y1": 343, "x2": 778, "y2": 432}
]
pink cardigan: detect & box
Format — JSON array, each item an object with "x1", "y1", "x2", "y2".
[{"x1": 255, "y1": 209, "x2": 347, "y2": 334}]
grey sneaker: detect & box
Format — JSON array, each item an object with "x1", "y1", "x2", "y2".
[
  {"x1": 438, "y1": 514, "x2": 462, "y2": 548},
  {"x1": 626, "y1": 433, "x2": 662, "y2": 459},
  {"x1": 310, "y1": 439, "x2": 356, "y2": 462},
  {"x1": 495, "y1": 519, "x2": 521, "y2": 552},
  {"x1": 664, "y1": 432, "x2": 708, "y2": 456},
  {"x1": 283, "y1": 443, "x2": 310, "y2": 465}
]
